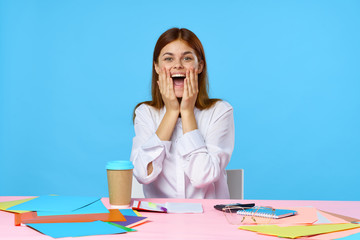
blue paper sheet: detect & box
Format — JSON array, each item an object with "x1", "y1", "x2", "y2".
[
  {"x1": 119, "y1": 209, "x2": 139, "y2": 217},
  {"x1": 337, "y1": 231, "x2": 360, "y2": 239},
  {"x1": 7, "y1": 195, "x2": 100, "y2": 212},
  {"x1": 26, "y1": 221, "x2": 127, "y2": 238},
  {"x1": 316, "y1": 211, "x2": 332, "y2": 224},
  {"x1": 36, "y1": 199, "x2": 109, "y2": 216}
]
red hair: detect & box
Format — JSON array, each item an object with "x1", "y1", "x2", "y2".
[{"x1": 133, "y1": 28, "x2": 219, "y2": 120}]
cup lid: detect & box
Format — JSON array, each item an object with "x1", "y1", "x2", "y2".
[{"x1": 106, "y1": 161, "x2": 134, "y2": 170}]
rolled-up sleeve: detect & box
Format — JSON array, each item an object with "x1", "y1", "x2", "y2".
[
  {"x1": 177, "y1": 130, "x2": 206, "y2": 156},
  {"x1": 180, "y1": 102, "x2": 235, "y2": 188},
  {"x1": 130, "y1": 104, "x2": 171, "y2": 184}
]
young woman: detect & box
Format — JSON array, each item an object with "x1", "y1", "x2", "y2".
[{"x1": 130, "y1": 28, "x2": 234, "y2": 199}]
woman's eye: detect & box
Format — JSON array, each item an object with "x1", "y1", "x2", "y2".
[
  {"x1": 164, "y1": 57, "x2": 173, "y2": 61},
  {"x1": 184, "y1": 57, "x2": 192, "y2": 61}
]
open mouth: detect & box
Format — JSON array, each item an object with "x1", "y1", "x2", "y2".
[{"x1": 171, "y1": 74, "x2": 185, "y2": 86}]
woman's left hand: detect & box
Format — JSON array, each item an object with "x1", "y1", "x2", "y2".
[{"x1": 180, "y1": 67, "x2": 198, "y2": 114}]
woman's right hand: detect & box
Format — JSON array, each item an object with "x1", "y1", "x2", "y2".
[{"x1": 157, "y1": 67, "x2": 180, "y2": 113}]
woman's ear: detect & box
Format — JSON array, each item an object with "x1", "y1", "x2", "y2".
[
  {"x1": 154, "y1": 62, "x2": 160, "y2": 75},
  {"x1": 197, "y1": 60, "x2": 204, "y2": 74}
]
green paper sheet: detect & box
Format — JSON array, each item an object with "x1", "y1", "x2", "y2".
[
  {"x1": 239, "y1": 224, "x2": 360, "y2": 239},
  {"x1": 108, "y1": 222, "x2": 136, "y2": 232}
]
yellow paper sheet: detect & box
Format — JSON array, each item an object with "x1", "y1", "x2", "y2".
[
  {"x1": 0, "y1": 197, "x2": 37, "y2": 213},
  {"x1": 133, "y1": 209, "x2": 142, "y2": 217},
  {"x1": 307, "y1": 228, "x2": 360, "y2": 240},
  {"x1": 239, "y1": 223, "x2": 360, "y2": 239}
]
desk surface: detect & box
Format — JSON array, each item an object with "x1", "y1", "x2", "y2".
[{"x1": 1, "y1": 196, "x2": 360, "y2": 240}]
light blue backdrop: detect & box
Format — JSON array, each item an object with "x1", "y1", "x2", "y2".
[{"x1": 1, "y1": 0, "x2": 359, "y2": 200}]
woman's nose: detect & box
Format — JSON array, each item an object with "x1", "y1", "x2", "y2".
[{"x1": 172, "y1": 59, "x2": 184, "y2": 69}]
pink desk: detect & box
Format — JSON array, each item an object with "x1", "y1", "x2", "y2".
[{"x1": 1, "y1": 196, "x2": 360, "y2": 240}]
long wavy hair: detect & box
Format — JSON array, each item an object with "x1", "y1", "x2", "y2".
[{"x1": 133, "y1": 28, "x2": 219, "y2": 121}]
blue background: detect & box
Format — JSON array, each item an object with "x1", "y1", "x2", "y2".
[{"x1": 1, "y1": 0, "x2": 359, "y2": 200}]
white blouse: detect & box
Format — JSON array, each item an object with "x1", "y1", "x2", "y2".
[{"x1": 130, "y1": 101, "x2": 235, "y2": 199}]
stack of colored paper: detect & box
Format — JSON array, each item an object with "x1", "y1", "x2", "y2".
[
  {"x1": 0, "y1": 196, "x2": 149, "y2": 238},
  {"x1": 239, "y1": 223, "x2": 360, "y2": 239},
  {"x1": 236, "y1": 206, "x2": 360, "y2": 239}
]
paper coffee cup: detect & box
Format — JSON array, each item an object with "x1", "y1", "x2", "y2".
[{"x1": 106, "y1": 161, "x2": 134, "y2": 209}]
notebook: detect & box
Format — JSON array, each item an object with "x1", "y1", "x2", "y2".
[{"x1": 237, "y1": 207, "x2": 297, "y2": 219}]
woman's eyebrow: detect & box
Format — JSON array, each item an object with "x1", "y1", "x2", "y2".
[
  {"x1": 162, "y1": 51, "x2": 194, "y2": 57},
  {"x1": 182, "y1": 51, "x2": 194, "y2": 55},
  {"x1": 162, "y1": 52, "x2": 174, "y2": 56}
]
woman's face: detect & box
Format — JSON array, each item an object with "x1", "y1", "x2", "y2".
[{"x1": 155, "y1": 39, "x2": 203, "y2": 98}]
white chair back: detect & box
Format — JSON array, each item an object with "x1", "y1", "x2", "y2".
[
  {"x1": 226, "y1": 169, "x2": 244, "y2": 199},
  {"x1": 131, "y1": 175, "x2": 145, "y2": 198}
]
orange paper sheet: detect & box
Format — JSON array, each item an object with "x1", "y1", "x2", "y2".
[
  {"x1": 15, "y1": 209, "x2": 125, "y2": 225},
  {"x1": 273, "y1": 207, "x2": 318, "y2": 225}
]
